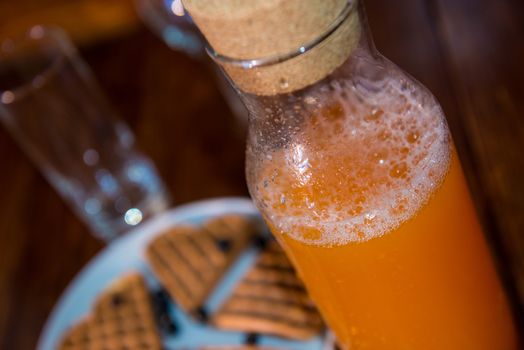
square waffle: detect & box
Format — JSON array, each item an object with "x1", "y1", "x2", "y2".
[
  {"x1": 212, "y1": 241, "x2": 324, "y2": 340},
  {"x1": 145, "y1": 214, "x2": 257, "y2": 317}
]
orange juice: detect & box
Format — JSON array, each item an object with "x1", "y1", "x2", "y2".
[{"x1": 252, "y1": 78, "x2": 518, "y2": 349}]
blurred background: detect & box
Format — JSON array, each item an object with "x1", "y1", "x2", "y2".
[{"x1": 0, "y1": 0, "x2": 522, "y2": 348}]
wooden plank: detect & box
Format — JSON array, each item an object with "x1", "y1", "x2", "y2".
[
  {"x1": 135, "y1": 34, "x2": 247, "y2": 203},
  {"x1": 0, "y1": 0, "x2": 140, "y2": 46},
  {"x1": 429, "y1": 0, "x2": 524, "y2": 313}
]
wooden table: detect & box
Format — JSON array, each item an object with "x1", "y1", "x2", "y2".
[{"x1": 0, "y1": 0, "x2": 522, "y2": 348}]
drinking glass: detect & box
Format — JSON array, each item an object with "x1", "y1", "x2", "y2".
[
  {"x1": 134, "y1": 0, "x2": 204, "y2": 58},
  {"x1": 0, "y1": 26, "x2": 171, "y2": 241}
]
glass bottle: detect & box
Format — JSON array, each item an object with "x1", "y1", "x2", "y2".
[{"x1": 183, "y1": 0, "x2": 518, "y2": 348}]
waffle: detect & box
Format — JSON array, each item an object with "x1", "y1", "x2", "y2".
[
  {"x1": 212, "y1": 241, "x2": 324, "y2": 340},
  {"x1": 58, "y1": 272, "x2": 162, "y2": 350},
  {"x1": 146, "y1": 215, "x2": 257, "y2": 317}
]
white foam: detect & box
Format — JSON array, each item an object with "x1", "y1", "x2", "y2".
[{"x1": 254, "y1": 77, "x2": 451, "y2": 246}]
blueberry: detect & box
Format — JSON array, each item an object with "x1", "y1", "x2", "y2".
[
  {"x1": 216, "y1": 238, "x2": 232, "y2": 252},
  {"x1": 153, "y1": 289, "x2": 171, "y2": 311},
  {"x1": 159, "y1": 313, "x2": 179, "y2": 335},
  {"x1": 194, "y1": 306, "x2": 209, "y2": 323},
  {"x1": 110, "y1": 294, "x2": 125, "y2": 307},
  {"x1": 245, "y1": 332, "x2": 259, "y2": 345},
  {"x1": 253, "y1": 235, "x2": 269, "y2": 249}
]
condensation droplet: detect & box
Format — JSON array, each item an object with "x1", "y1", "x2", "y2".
[
  {"x1": 364, "y1": 108, "x2": 384, "y2": 122},
  {"x1": 306, "y1": 198, "x2": 315, "y2": 209},
  {"x1": 29, "y1": 25, "x2": 44, "y2": 39},
  {"x1": 378, "y1": 129, "x2": 391, "y2": 140},
  {"x1": 389, "y1": 162, "x2": 408, "y2": 179},
  {"x1": 84, "y1": 198, "x2": 101, "y2": 215},
  {"x1": 1, "y1": 91, "x2": 15, "y2": 104},
  {"x1": 364, "y1": 212, "x2": 376, "y2": 222},
  {"x1": 407, "y1": 131, "x2": 420, "y2": 143},
  {"x1": 83, "y1": 149, "x2": 99, "y2": 166}
]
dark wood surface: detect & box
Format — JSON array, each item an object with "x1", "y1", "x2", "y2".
[{"x1": 0, "y1": 0, "x2": 522, "y2": 348}]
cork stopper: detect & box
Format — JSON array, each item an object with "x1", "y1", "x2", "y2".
[{"x1": 182, "y1": 0, "x2": 361, "y2": 95}]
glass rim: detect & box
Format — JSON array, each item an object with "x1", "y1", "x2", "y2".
[
  {"x1": 0, "y1": 25, "x2": 74, "y2": 105},
  {"x1": 205, "y1": 0, "x2": 356, "y2": 69}
]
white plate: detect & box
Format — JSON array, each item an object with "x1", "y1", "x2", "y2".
[{"x1": 38, "y1": 197, "x2": 327, "y2": 350}]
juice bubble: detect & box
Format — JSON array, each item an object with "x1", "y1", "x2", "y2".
[{"x1": 254, "y1": 76, "x2": 451, "y2": 246}]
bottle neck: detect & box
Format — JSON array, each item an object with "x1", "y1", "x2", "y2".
[
  {"x1": 228, "y1": 1, "x2": 392, "y2": 158},
  {"x1": 225, "y1": 0, "x2": 383, "y2": 115}
]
